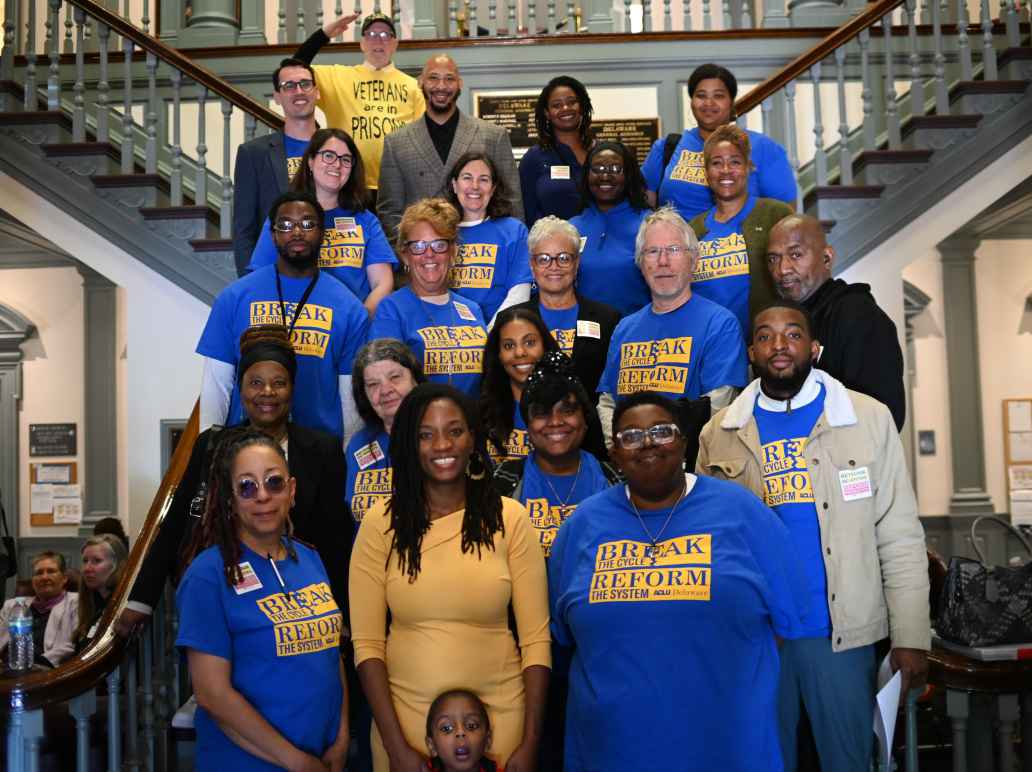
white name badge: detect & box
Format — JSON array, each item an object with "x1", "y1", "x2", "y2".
[
  {"x1": 839, "y1": 467, "x2": 873, "y2": 502},
  {"x1": 354, "y1": 440, "x2": 385, "y2": 470},
  {"x1": 233, "y1": 561, "x2": 264, "y2": 595},
  {"x1": 550, "y1": 165, "x2": 571, "y2": 180},
  {"x1": 334, "y1": 216, "x2": 357, "y2": 231},
  {"x1": 579, "y1": 236, "x2": 587, "y2": 253},
  {"x1": 454, "y1": 301, "x2": 477, "y2": 322},
  {"x1": 577, "y1": 320, "x2": 601, "y2": 339}
]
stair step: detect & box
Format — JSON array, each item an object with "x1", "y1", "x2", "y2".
[
  {"x1": 950, "y1": 80, "x2": 1029, "y2": 117},
  {"x1": 901, "y1": 113, "x2": 982, "y2": 151},
  {"x1": 0, "y1": 110, "x2": 68, "y2": 144},
  {"x1": 42, "y1": 141, "x2": 121, "y2": 176},
  {"x1": 190, "y1": 238, "x2": 233, "y2": 252},
  {"x1": 92, "y1": 173, "x2": 168, "y2": 209},
  {"x1": 999, "y1": 47, "x2": 1032, "y2": 80},
  {"x1": 853, "y1": 149, "x2": 933, "y2": 186},
  {"x1": 804, "y1": 185, "x2": 883, "y2": 224},
  {"x1": 141, "y1": 205, "x2": 220, "y2": 240}
]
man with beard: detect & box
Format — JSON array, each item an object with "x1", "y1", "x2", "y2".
[
  {"x1": 197, "y1": 191, "x2": 369, "y2": 442},
  {"x1": 232, "y1": 58, "x2": 320, "y2": 277},
  {"x1": 377, "y1": 54, "x2": 522, "y2": 241},
  {"x1": 696, "y1": 300, "x2": 929, "y2": 772},
  {"x1": 767, "y1": 213, "x2": 905, "y2": 430}
]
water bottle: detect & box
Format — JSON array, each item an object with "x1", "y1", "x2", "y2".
[{"x1": 7, "y1": 598, "x2": 33, "y2": 671}]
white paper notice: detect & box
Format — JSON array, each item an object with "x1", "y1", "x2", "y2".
[
  {"x1": 50, "y1": 484, "x2": 81, "y2": 499},
  {"x1": 874, "y1": 655, "x2": 902, "y2": 771},
  {"x1": 1012, "y1": 432, "x2": 1032, "y2": 462},
  {"x1": 1009, "y1": 401, "x2": 1032, "y2": 432},
  {"x1": 1010, "y1": 466, "x2": 1032, "y2": 491},
  {"x1": 36, "y1": 465, "x2": 71, "y2": 484},
  {"x1": 52, "y1": 497, "x2": 83, "y2": 524},
  {"x1": 30, "y1": 485, "x2": 54, "y2": 514}
]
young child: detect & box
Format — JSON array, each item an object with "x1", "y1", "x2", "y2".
[{"x1": 425, "y1": 688, "x2": 501, "y2": 772}]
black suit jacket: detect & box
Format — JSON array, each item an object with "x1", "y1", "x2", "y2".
[
  {"x1": 232, "y1": 131, "x2": 291, "y2": 277},
  {"x1": 129, "y1": 423, "x2": 354, "y2": 620}
]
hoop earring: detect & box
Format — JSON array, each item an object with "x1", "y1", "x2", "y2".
[{"x1": 466, "y1": 452, "x2": 487, "y2": 481}]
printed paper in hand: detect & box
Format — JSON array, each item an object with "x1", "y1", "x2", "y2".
[{"x1": 874, "y1": 654, "x2": 902, "y2": 770}]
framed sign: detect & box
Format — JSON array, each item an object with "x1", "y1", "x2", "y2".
[{"x1": 29, "y1": 423, "x2": 77, "y2": 456}]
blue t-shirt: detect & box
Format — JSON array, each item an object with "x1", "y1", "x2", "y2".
[
  {"x1": 754, "y1": 385, "x2": 830, "y2": 637},
  {"x1": 491, "y1": 405, "x2": 530, "y2": 464},
  {"x1": 598, "y1": 294, "x2": 747, "y2": 401},
  {"x1": 247, "y1": 207, "x2": 396, "y2": 301},
  {"x1": 452, "y1": 218, "x2": 532, "y2": 322},
  {"x1": 283, "y1": 134, "x2": 309, "y2": 182},
  {"x1": 570, "y1": 201, "x2": 651, "y2": 316},
  {"x1": 176, "y1": 541, "x2": 344, "y2": 770},
  {"x1": 518, "y1": 450, "x2": 612, "y2": 557},
  {"x1": 345, "y1": 425, "x2": 391, "y2": 526},
  {"x1": 538, "y1": 304, "x2": 579, "y2": 356},
  {"x1": 548, "y1": 476, "x2": 805, "y2": 771},
  {"x1": 196, "y1": 265, "x2": 370, "y2": 437},
  {"x1": 368, "y1": 287, "x2": 488, "y2": 397},
  {"x1": 693, "y1": 195, "x2": 757, "y2": 334},
  {"x1": 519, "y1": 143, "x2": 585, "y2": 226},
  {"x1": 642, "y1": 128, "x2": 796, "y2": 223}
]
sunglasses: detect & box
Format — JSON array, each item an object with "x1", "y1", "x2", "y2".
[
  {"x1": 613, "y1": 423, "x2": 681, "y2": 450},
  {"x1": 236, "y1": 474, "x2": 288, "y2": 500},
  {"x1": 273, "y1": 218, "x2": 320, "y2": 232}
]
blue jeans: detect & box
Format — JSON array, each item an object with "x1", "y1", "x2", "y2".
[{"x1": 777, "y1": 637, "x2": 876, "y2": 772}]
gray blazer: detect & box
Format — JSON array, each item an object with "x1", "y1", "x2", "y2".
[{"x1": 377, "y1": 111, "x2": 523, "y2": 242}]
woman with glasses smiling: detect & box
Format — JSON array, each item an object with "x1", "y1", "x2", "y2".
[
  {"x1": 370, "y1": 199, "x2": 489, "y2": 397},
  {"x1": 247, "y1": 128, "x2": 396, "y2": 315},
  {"x1": 547, "y1": 390, "x2": 805, "y2": 771}
]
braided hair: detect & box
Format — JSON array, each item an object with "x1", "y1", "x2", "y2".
[
  {"x1": 179, "y1": 426, "x2": 291, "y2": 587},
  {"x1": 387, "y1": 383, "x2": 503, "y2": 581}
]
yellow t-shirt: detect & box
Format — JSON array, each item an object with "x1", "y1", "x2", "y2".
[{"x1": 313, "y1": 62, "x2": 426, "y2": 189}]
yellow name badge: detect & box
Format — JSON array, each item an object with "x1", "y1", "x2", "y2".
[{"x1": 550, "y1": 165, "x2": 571, "y2": 180}]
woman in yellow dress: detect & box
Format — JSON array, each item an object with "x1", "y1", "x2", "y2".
[{"x1": 349, "y1": 382, "x2": 551, "y2": 772}]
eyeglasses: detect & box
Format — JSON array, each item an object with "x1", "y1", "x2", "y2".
[
  {"x1": 278, "y1": 79, "x2": 314, "y2": 93},
  {"x1": 363, "y1": 29, "x2": 395, "y2": 41},
  {"x1": 273, "y1": 218, "x2": 320, "y2": 233},
  {"x1": 531, "y1": 252, "x2": 576, "y2": 267},
  {"x1": 318, "y1": 149, "x2": 354, "y2": 167},
  {"x1": 589, "y1": 163, "x2": 623, "y2": 175},
  {"x1": 641, "y1": 244, "x2": 689, "y2": 262},
  {"x1": 613, "y1": 422, "x2": 681, "y2": 450},
  {"x1": 236, "y1": 474, "x2": 288, "y2": 500},
  {"x1": 405, "y1": 238, "x2": 451, "y2": 255}
]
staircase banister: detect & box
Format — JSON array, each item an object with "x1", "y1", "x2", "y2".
[
  {"x1": 65, "y1": 0, "x2": 284, "y2": 130},
  {"x1": 0, "y1": 402, "x2": 200, "y2": 713},
  {"x1": 735, "y1": 0, "x2": 907, "y2": 117}
]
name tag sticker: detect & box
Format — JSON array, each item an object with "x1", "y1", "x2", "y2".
[
  {"x1": 577, "y1": 320, "x2": 601, "y2": 339},
  {"x1": 839, "y1": 467, "x2": 873, "y2": 502},
  {"x1": 454, "y1": 302, "x2": 477, "y2": 322},
  {"x1": 579, "y1": 236, "x2": 587, "y2": 253},
  {"x1": 550, "y1": 165, "x2": 571, "y2": 180},
  {"x1": 334, "y1": 216, "x2": 357, "y2": 230},
  {"x1": 354, "y1": 440, "x2": 385, "y2": 470},
  {"x1": 234, "y1": 561, "x2": 264, "y2": 595}
]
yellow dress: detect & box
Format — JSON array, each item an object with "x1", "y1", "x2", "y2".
[{"x1": 350, "y1": 497, "x2": 551, "y2": 770}]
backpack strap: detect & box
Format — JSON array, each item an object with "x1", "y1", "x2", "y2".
[{"x1": 662, "y1": 132, "x2": 682, "y2": 170}]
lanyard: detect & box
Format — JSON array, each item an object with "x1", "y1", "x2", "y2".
[{"x1": 275, "y1": 268, "x2": 320, "y2": 336}]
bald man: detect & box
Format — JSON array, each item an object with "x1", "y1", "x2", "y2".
[
  {"x1": 766, "y1": 214, "x2": 905, "y2": 430},
  {"x1": 377, "y1": 54, "x2": 522, "y2": 241}
]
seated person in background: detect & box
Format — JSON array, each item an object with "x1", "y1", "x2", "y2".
[
  {"x1": 425, "y1": 689, "x2": 500, "y2": 772},
  {"x1": 767, "y1": 213, "x2": 906, "y2": 431},
  {"x1": 246, "y1": 128, "x2": 396, "y2": 315},
  {"x1": 597, "y1": 207, "x2": 748, "y2": 452},
  {"x1": 689, "y1": 124, "x2": 794, "y2": 336},
  {"x1": 570, "y1": 141, "x2": 652, "y2": 316},
  {"x1": 197, "y1": 191, "x2": 370, "y2": 441},
  {"x1": 370, "y1": 198, "x2": 489, "y2": 397},
  {"x1": 177, "y1": 427, "x2": 349, "y2": 770},
  {"x1": 480, "y1": 307, "x2": 558, "y2": 464},
  {"x1": 445, "y1": 151, "x2": 532, "y2": 325},
  {"x1": 514, "y1": 216, "x2": 620, "y2": 401},
  {"x1": 93, "y1": 516, "x2": 130, "y2": 551},
  {"x1": 0, "y1": 552, "x2": 78, "y2": 668},
  {"x1": 347, "y1": 338, "x2": 426, "y2": 525},
  {"x1": 520, "y1": 76, "x2": 594, "y2": 226},
  {"x1": 642, "y1": 63, "x2": 796, "y2": 222},
  {"x1": 119, "y1": 326, "x2": 352, "y2": 638},
  {"x1": 75, "y1": 534, "x2": 129, "y2": 651}
]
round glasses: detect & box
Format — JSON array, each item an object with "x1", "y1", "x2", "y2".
[
  {"x1": 531, "y1": 252, "x2": 576, "y2": 267},
  {"x1": 236, "y1": 474, "x2": 288, "y2": 500},
  {"x1": 613, "y1": 423, "x2": 681, "y2": 450},
  {"x1": 278, "y1": 79, "x2": 314, "y2": 93},
  {"x1": 405, "y1": 239, "x2": 451, "y2": 255},
  {"x1": 318, "y1": 149, "x2": 354, "y2": 167}
]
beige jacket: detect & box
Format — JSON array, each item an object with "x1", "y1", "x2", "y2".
[
  {"x1": 696, "y1": 370, "x2": 930, "y2": 652},
  {"x1": 0, "y1": 592, "x2": 79, "y2": 667}
]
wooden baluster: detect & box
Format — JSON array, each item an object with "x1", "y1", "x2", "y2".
[
  {"x1": 858, "y1": 28, "x2": 875, "y2": 151},
  {"x1": 882, "y1": 13, "x2": 901, "y2": 148},
  {"x1": 170, "y1": 68, "x2": 183, "y2": 205},
  {"x1": 980, "y1": 0, "x2": 998, "y2": 79},
  {"x1": 392, "y1": 2, "x2": 401, "y2": 33},
  {"x1": 47, "y1": 0, "x2": 61, "y2": 110},
  {"x1": 296, "y1": 5, "x2": 305, "y2": 42},
  {"x1": 545, "y1": 0, "x2": 555, "y2": 33},
  {"x1": 761, "y1": 97, "x2": 772, "y2": 136},
  {"x1": 905, "y1": 0, "x2": 924, "y2": 116},
  {"x1": 740, "y1": 0, "x2": 751, "y2": 27},
  {"x1": 488, "y1": 0, "x2": 497, "y2": 34},
  {"x1": 722, "y1": 0, "x2": 731, "y2": 29},
  {"x1": 682, "y1": 0, "x2": 692, "y2": 29},
  {"x1": 642, "y1": 0, "x2": 652, "y2": 31},
  {"x1": 142, "y1": 0, "x2": 150, "y2": 34},
  {"x1": 931, "y1": 0, "x2": 948, "y2": 113},
  {"x1": 24, "y1": 0, "x2": 38, "y2": 111},
  {"x1": 244, "y1": 112, "x2": 257, "y2": 143},
  {"x1": 374, "y1": 0, "x2": 382, "y2": 12},
  {"x1": 121, "y1": 38, "x2": 134, "y2": 172},
  {"x1": 141, "y1": 623, "x2": 156, "y2": 772},
  {"x1": 528, "y1": 0, "x2": 538, "y2": 34},
  {"x1": 469, "y1": 0, "x2": 479, "y2": 35},
  {"x1": 624, "y1": 0, "x2": 631, "y2": 31},
  {"x1": 352, "y1": 0, "x2": 361, "y2": 40},
  {"x1": 64, "y1": 3, "x2": 73, "y2": 53},
  {"x1": 317, "y1": 0, "x2": 325, "y2": 36},
  {"x1": 834, "y1": 47, "x2": 852, "y2": 185},
  {"x1": 107, "y1": 666, "x2": 123, "y2": 771},
  {"x1": 96, "y1": 22, "x2": 110, "y2": 143},
  {"x1": 196, "y1": 86, "x2": 208, "y2": 206},
  {"x1": 152, "y1": 594, "x2": 172, "y2": 766},
  {"x1": 68, "y1": 690, "x2": 97, "y2": 772},
  {"x1": 1005, "y1": 0, "x2": 1020, "y2": 47},
  {"x1": 702, "y1": 0, "x2": 712, "y2": 30},
  {"x1": 126, "y1": 647, "x2": 141, "y2": 772},
  {"x1": 73, "y1": 6, "x2": 85, "y2": 140},
  {"x1": 565, "y1": 0, "x2": 575, "y2": 30},
  {"x1": 1, "y1": 0, "x2": 15, "y2": 94},
  {"x1": 277, "y1": 0, "x2": 287, "y2": 43},
  {"x1": 221, "y1": 99, "x2": 233, "y2": 238},
  {"x1": 663, "y1": 0, "x2": 671, "y2": 30},
  {"x1": 809, "y1": 63, "x2": 828, "y2": 187},
  {"x1": 123, "y1": 0, "x2": 130, "y2": 22},
  {"x1": 957, "y1": 0, "x2": 972, "y2": 81},
  {"x1": 145, "y1": 51, "x2": 157, "y2": 174},
  {"x1": 507, "y1": 0, "x2": 517, "y2": 34},
  {"x1": 783, "y1": 80, "x2": 801, "y2": 210}
]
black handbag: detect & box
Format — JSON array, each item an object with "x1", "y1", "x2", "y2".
[{"x1": 937, "y1": 515, "x2": 1032, "y2": 647}]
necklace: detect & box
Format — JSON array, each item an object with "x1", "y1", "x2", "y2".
[
  {"x1": 540, "y1": 457, "x2": 582, "y2": 508},
  {"x1": 627, "y1": 478, "x2": 688, "y2": 565}
]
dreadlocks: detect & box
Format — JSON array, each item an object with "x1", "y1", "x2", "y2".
[{"x1": 387, "y1": 383, "x2": 504, "y2": 581}]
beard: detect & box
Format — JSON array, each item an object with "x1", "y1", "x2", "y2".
[
  {"x1": 423, "y1": 86, "x2": 460, "y2": 116},
  {"x1": 757, "y1": 357, "x2": 813, "y2": 398}
]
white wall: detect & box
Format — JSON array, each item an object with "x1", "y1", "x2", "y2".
[{"x1": 0, "y1": 172, "x2": 209, "y2": 538}]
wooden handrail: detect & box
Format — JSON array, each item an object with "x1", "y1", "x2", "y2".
[
  {"x1": 0, "y1": 402, "x2": 199, "y2": 712},
  {"x1": 64, "y1": 0, "x2": 284, "y2": 130},
  {"x1": 735, "y1": 0, "x2": 907, "y2": 116}
]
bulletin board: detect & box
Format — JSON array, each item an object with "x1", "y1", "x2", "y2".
[
  {"x1": 29, "y1": 462, "x2": 79, "y2": 527},
  {"x1": 1003, "y1": 399, "x2": 1032, "y2": 525}
]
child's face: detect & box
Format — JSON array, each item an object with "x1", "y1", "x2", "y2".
[{"x1": 426, "y1": 695, "x2": 491, "y2": 771}]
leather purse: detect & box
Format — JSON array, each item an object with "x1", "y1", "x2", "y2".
[{"x1": 936, "y1": 515, "x2": 1032, "y2": 647}]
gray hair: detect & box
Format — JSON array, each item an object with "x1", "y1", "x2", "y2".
[
  {"x1": 633, "y1": 206, "x2": 699, "y2": 268},
  {"x1": 527, "y1": 216, "x2": 581, "y2": 256},
  {"x1": 351, "y1": 338, "x2": 426, "y2": 428}
]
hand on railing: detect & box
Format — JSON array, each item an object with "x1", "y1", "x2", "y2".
[
  {"x1": 323, "y1": 12, "x2": 360, "y2": 39},
  {"x1": 113, "y1": 608, "x2": 150, "y2": 640}
]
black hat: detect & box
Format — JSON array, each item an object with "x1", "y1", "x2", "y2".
[{"x1": 361, "y1": 12, "x2": 396, "y2": 35}]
